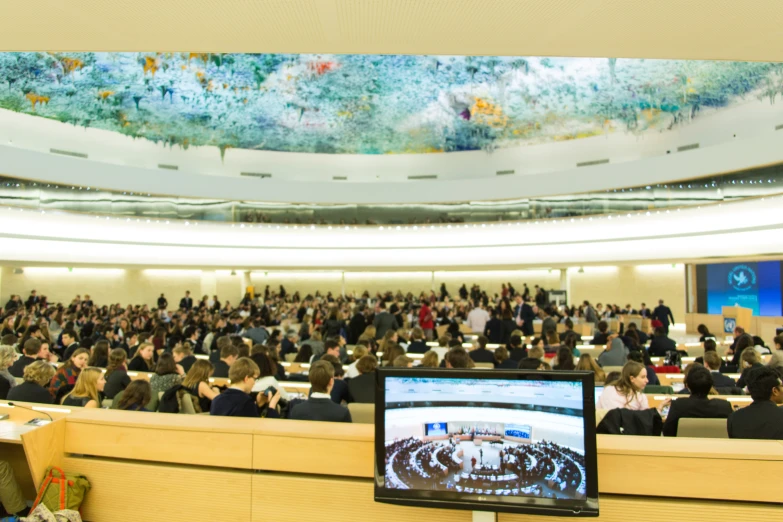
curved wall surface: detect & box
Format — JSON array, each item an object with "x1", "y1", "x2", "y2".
[
  {"x1": 0, "y1": 196, "x2": 780, "y2": 269},
  {"x1": 1, "y1": 96, "x2": 783, "y2": 203}
]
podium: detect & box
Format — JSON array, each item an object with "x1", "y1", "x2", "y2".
[{"x1": 722, "y1": 306, "x2": 752, "y2": 334}]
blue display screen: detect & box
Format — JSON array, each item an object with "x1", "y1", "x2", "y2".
[
  {"x1": 425, "y1": 422, "x2": 447, "y2": 436},
  {"x1": 504, "y1": 424, "x2": 531, "y2": 439},
  {"x1": 705, "y1": 261, "x2": 782, "y2": 316}
]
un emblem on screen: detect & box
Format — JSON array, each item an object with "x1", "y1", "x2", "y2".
[{"x1": 728, "y1": 265, "x2": 756, "y2": 291}]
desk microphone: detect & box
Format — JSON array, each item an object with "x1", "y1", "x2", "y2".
[{"x1": 7, "y1": 402, "x2": 54, "y2": 422}]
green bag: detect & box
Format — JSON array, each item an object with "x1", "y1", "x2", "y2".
[{"x1": 31, "y1": 466, "x2": 91, "y2": 513}]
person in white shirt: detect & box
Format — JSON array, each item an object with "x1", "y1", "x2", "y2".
[
  {"x1": 344, "y1": 345, "x2": 369, "y2": 379},
  {"x1": 466, "y1": 301, "x2": 491, "y2": 334},
  {"x1": 597, "y1": 361, "x2": 671, "y2": 412}
]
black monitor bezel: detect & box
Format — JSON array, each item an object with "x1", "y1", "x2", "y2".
[{"x1": 373, "y1": 368, "x2": 599, "y2": 517}]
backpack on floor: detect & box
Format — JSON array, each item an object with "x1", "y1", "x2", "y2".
[{"x1": 31, "y1": 467, "x2": 91, "y2": 514}]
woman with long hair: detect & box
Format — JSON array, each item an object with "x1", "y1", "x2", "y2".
[
  {"x1": 596, "y1": 361, "x2": 670, "y2": 412},
  {"x1": 104, "y1": 348, "x2": 131, "y2": 399},
  {"x1": 323, "y1": 307, "x2": 343, "y2": 338},
  {"x1": 49, "y1": 348, "x2": 89, "y2": 399},
  {"x1": 88, "y1": 340, "x2": 111, "y2": 368},
  {"x1": 293, "y1": 344, "x2": 314, "y2": 363},
  {"x1": 150, "y1": 352, "x2": 184, "y2": 396},
  {"x1": 116, "y1": 380, "x2": 153, "y2": 412},
  {"x1": 553, "y1": 347, "x2": 576, "y2": 370},
  {"x1": 250, "y1": 352, "x2": 291, "y2": 400},
  {"x1": 181, "y1": 360, "x2": 220, "y2": 412},
  {"x1": 61, "y1": 367, "x2": 105, "y2": 408},
  {"x1": 128, "y1": 342, "x2": 155, "y2": 372},
  {"x1": 576, "y1": 354, "x2": 606, "y2": 384}
]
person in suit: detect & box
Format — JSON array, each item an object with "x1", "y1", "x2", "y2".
[
  {"x1": 728, "y1": 366, "x2": 783, "y2": 440},
  {"x1": 647, "y1": 327, "x2": 678, "y2": 357},
  {"x1": 469, "y1": 336, "x2": 496, "y2": 366},
  {"x1": 3, "y1": 294, "x2": 20, "y2": 313},
  {"x1": 311, "y1": 339, "x2": 340, "y2": 364},
  {"x1": 638, "y1": 303, "x2": 651, "y2": 318},
  {"x1": 212, "y1": 343, "x2": 239, "y2": 379},
  {"x1": 703, "y1": 351, "x2": 736, "y2": 387},
  {"x1": 319, "y1": 354, "x2": 351, "y2": 404},
  {"x1": 626, "y1": 322, "x2": 648, "y2": 345},
  {"x1": 736, "y1": 348, "x2": 764, "y2": 389},
  {"x1": 60, "y1": 329, "x2": 80, "y2": 361},
  {"x1": 483, "y1": 309, "x2": 504, "y2": 345},
  {"x1": 559, "y1": 318, "x2": 576, "y2": 343},
  {"x1": 494, "y1": 346, "x2": 518, "y2": 369},
  {"x1": 652, "y1": 299, "x2": 675, "y2": 334},
  {"x1": 406, "y1": 327, "x2": 428, "y2": 354},
  {"x1": 517, "y1": 299, "x2": 536, "y2": 336},
  {"x1": 590, "y1": 321, "x2": 610, "y2": 345},
  {"x1": 347, "y1": 305, "x2": 367, "y2": 345},
  {"x1": 179, "y1": 291, "x2": 194, "y2": 311},
  {"x1": 157, "y1": 294, "x2": 168, "y2": 310},
  {"x1": 25, "y1": 290, "x2": 40, "y2": 308},
  {"x1": 210, "y1": 357, "x2": 281, "y2": 418},
  {"x1": 7, "y1": 360, "x2": 55, "y2": 405},
  {"x1": 348, "y1": 355, "x2": 377, "y2": 404},
  {"x1": 374, "y1": 301, "x2": 398, "y2": 340},
  {"x1": 8, "y1": 338, "x2": 45, "y2": 377},
  {"x1": 290, "y1": 361, "x2": 352, "y2": 423},
  {"x1": 507, "y1": 335, "x2": 528, "y2": 362},
  {"x1": 662, "y1": 365, "x2": 733, "y2": 436}
]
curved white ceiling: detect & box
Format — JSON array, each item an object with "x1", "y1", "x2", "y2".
[
  {"x1": 2, "y1": 99, "x2": 783, "y2": 203},
  {"x1": 0, "y1": 196, "x2": 781, "y2": 269},
  {"x1": 1, "y1": 0, "x2": 782, "y2": 62}
]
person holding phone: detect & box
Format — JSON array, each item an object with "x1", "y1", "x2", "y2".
[{"x1": 210, "y1": 357, "x2": 281, "y2": 418}]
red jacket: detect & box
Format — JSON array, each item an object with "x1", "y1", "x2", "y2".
[{"x1": 419, "y1": 305, "x2": 434, "y2": 329}]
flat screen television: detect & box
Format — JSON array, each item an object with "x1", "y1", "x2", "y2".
[{"x1": 374, "y1": 368, "x2": 598, "y2": 517}]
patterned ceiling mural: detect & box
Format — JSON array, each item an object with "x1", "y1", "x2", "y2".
[{"x1": 0, "y1": 53, "x2": 781, "y2": 155}]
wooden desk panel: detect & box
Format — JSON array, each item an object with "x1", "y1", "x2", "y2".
[{"x1": 64, "y1": 457, "x2": 252, "y2": 522}]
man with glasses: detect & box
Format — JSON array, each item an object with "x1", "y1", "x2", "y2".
[{"x1": 727, "y1": 366, "x2": 783, "y2": 439}]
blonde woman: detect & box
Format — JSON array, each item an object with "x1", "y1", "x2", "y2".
[
  {"x1": 576, "y1": 354, "x2": 607, "y2": 383},
  {"x1": 61, "y1": 367, "x2": 105, "y2": 408},
  {"x1": 420, "y1": 350, "x2": 440, "y2": 368},
  {"x1": 7, "y1": 360, "x2": 56, "y2": 404},
  {"x1": 596, "y1": 361, "x2": 670, "y2": 412},
  {"x1": 128, "y1": 342, "x2": 155, "y2": 372},
  {"x1": 345, "y1": 344, "x2": 368, "y2": 379}
]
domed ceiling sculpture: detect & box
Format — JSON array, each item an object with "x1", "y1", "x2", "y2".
[{"x1": 0, "y1": 52, "x2": 781, "y2": 155}]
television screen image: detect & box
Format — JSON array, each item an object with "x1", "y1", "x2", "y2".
[
  {"x1": 696, "y1": 261, "x2": 783, "y2": 316},
  {"x1": 375, "y1": 369, "x2": 598, "y2": 517}
]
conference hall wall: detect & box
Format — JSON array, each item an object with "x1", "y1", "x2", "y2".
[{"x1": 0, "y1": 265, "x2": 686, "y2": 320}]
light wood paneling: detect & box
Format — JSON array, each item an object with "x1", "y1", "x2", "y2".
[
  {"x1": 253, "y1": 434, "x2": 373, "y2": 477},
  {"x1": 252, "y1": 473, "x2": 472, "y2": 522},
  {"x1": 20, "y1": 419, "x2": 64, "y2": 488},
  {"x1": 64, "y1": 457, "x2": 252, "y2": 522}
]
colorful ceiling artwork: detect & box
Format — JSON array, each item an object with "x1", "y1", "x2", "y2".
[{"x1": 0, "y1": 53, "x2": 781, "y2": 156}]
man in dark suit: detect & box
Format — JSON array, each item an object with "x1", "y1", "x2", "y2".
[
  {"x1": 290, "y1": 361, "x2": 352, "y2": 423},
  {"x1": 179, "y1": 291, "x2": 194, "y2": 311},
  {"x1": 662, "y1": 365, "x2": 733, "y2": 436},
  {"x1": 514, "y1": 297, "x2": 536, "y2": 336},
  {"x1": 590, "y1": 321, "x2": 609, "y2": 346},
  {"x1": 347, "y1": 305, "x2": 367, "y2": 345},
  {"x1": 25, "y1": 290, "x2": 40, "y2": 308},
  {"x1": 638, "y1": 303, "x2": 651, "y2": 318},
  {"x1": 507, "y1": 335, "x2": 528, "y2": 362},
  {"x1": 728, "y1": 366, "x2": 783, "y2": 439},
  {"x1": 703, "y1": 351, "x2": 736, "y2": 387},
  {"x1": 4, "y1": 294, "x2": 20, "y2": 312},
  {"x1": 61, "y1": 329, "x2": 80, "y2": 361},
  {"x1": 8, "y1": 338, "x2": 44, "y2": 377},
  {"x1": 469, "y1": 336, "x2": 496, "y2": 366},
  {"x1": 483, "y1": 309, "x2": 504, "y2": 344},
  {"x1": 157, "y1": 294, "x2": 168, "y2": 310},
  {"x1": 652, "y1": 299, "x2": 675, "y2": 334},
  {"x1": 373, "y1": 301, "x2": 397, "y2": 340},
  {"x1": 647, "y1": 328, "x2": 678, "y2": 357}
]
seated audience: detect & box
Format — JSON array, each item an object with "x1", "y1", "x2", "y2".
[
  {"x1": 736, "y1": 348, "x2": 764, "y2": 389},
  {"x1": 419, "y1": 350, "x2": 440, "y2": 368},
  {"x1": 553, "y1": 347, "x2": 575, "y2": 371},
  {"x1": 181, "y1": 360, "x2": 220, "y2": 412},
  {"x1": 172, "y1": 343, "x2": 197, "y2": 373},
  {"x1": 116, "y1": 380, "x2": 153, "y2": 412},
  {"x1": 519, "y1": 357, "x2": 546, "y2": 370},
  {"x1": 597, "y1": 335, "x2": 628, "y2": 367},
  {"x1": 0, "y1": 345, "x2": 16, "y2": 399},
  {"x1": 469, "y1": 336, "x2": 496, "y2": 366},
  {"x1": 406, "y1": 327, "x2": 428, "y2": 354},
  {"x1": 703, "y1": 351, "x2": 736, "y2": 387},
  {"x1": 590, "y1": 321, "x2": 609, "y2": 346},
  {"x1": 507, "y1": 335, "x2": 527, "y2": 362},
  {"x1": 626, "y1": 322, "x2": 648, "y2": 345},
  {"x1": 348, "y1": 355, "x2": 377, "y2": 404},
  {"x1": 647, "y1": 327, "x2": 678, "y2": 357},
  {"x1": 127, "y1": 342, "x2": 155, "y2": 372},
  {"x1": 576, "y1": 354, "x2": 606, "y2": 383},
  {"x1": 150, "y1": 352, "x2": 184, "y2": 396},
  {"x1": 290, "y1": 360, "x2": 352, "y2": 422},
  {"x1": 727, "y1": 366, "x2": 783, "y2": 439},
  {"x1": 61, "y1": 329, "x2": 81, "y2": 361},
  {"x1": 49, "y1": 348, "x2": 89, "y2": 400},
  {"x1": 597, "y1": 361, "x2": 669, "y2": 412},
  {"x1": 212, "y1": 342, "x2": 240, "y2": 378},
  {"x1": 696, "y1": 324, "x2": 715, "y2": 343},
  {"x1": 61, "y1": 367, "x2": 105, "y2": 408},
  {"x1": 393, "y1": 355, "x2": 414, "y2": 368},
  {"x1": 662, "y1": 365, "x2": 733, "y2": 436},
  {"x1": 627, "y1": 351, "x2": 660, "y2": 386},
  {"x1": 7, "y1": 360, "x2": 55, "y2": 405},
  {"x1": 251, "y1": 352, "x2": 291, "y2": 400},
  {"x1": 559, "y1": 318, "x2": 575, "y2": 342},
  {"x1": 293, "y1": 343, "x2": 313, "y2": 363},
  {"x1": 103, "y1": 348, "x2": 131, "y2": 399},
  {"x1": 87, "y1": 339, "x2": 110, "y2": 368},
  {"x1": 312, "y1": 339, "x2": 341, "y2": 364},
  {"x1": 344, "y1": 344, "x2": 368, "y2": 378},
  {"x1": 445, "y1": 347, "x2": 471, "y2": 369},
  {"x1": 494, "y1": 346, "x2": 518, "y2": 369},
  {"x1": 320, "y1": 354, "x2": 351, "y2": 404},
  {"x1": 210, "y1": 357, "x2": 281, "y2": 418},
  {"x1": 9, "y1": 338, "x2": 45, "y2": 377}
]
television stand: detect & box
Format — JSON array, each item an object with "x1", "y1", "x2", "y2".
[{"x1": 473, "y1": 511, "x2": 497, "y2": 522}]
